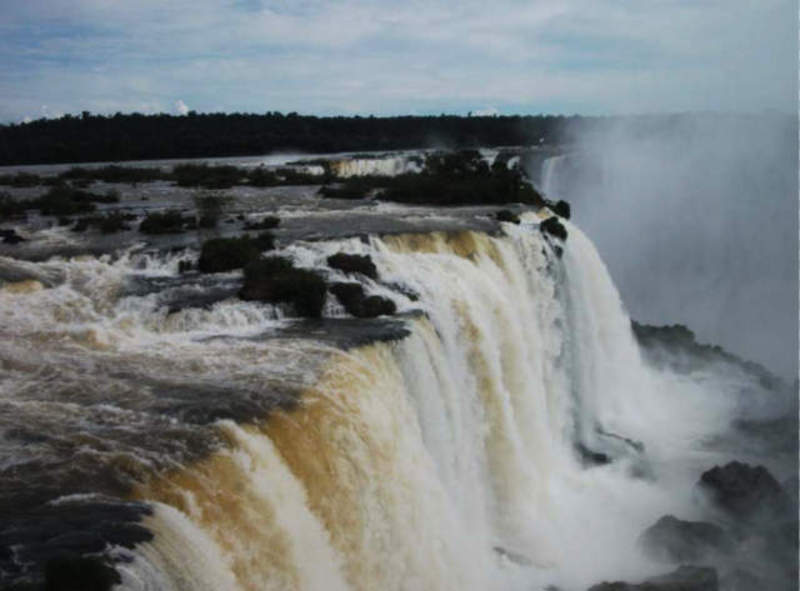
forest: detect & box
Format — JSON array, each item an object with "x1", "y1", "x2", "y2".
[{"x1": 0, "y1": 111, "x2": 579, "y2": 166}]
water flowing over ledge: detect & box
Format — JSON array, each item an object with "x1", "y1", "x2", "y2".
[{"x1": 0, "y1": 217, "x2": 794, "y2": 590}]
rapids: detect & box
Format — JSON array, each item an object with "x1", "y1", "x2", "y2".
[{"x1": 0, "y1": 210, "x2": 794, "y2": 590}]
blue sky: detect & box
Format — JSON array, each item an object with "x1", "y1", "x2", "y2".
[{"x1": 0, "y1": 0, "x2": 796, "y2": 122}]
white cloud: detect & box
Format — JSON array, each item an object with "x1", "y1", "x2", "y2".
[
  {"x1": 175, "y1": 99, "x2": 190, "y2": 115},
  {"x1": 0, "y1": 0, "x2": 795, "y2": 121}
]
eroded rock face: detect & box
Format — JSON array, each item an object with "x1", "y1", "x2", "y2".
[
  {"x1": 639, "y1": 515, "x2": 732, "y2": 563},
  {"x1": 698, "y1": 461, "x2": 791, "y2": 521},
  {"x1": 588, "y1": 565, "x2": 718, "y2": 591}
]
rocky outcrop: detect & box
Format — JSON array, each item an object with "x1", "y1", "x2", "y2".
[
  {"x1": 588, "y1": 565, "x2": 718, "y2": 591},
  {"x1": 330, "y1": 282, "x2": 396, "y2": 318},
  {"x1": 638, "y1": 515, "x2": 732, "y2": 563},
  {"x1": 698, "y1": 461, "x2": 791, "y2": 521},
  {"x1": 540, "y1": 216, "x2": 567, "y2": 241},
  {"x1": 327, "y1": 253, "x2": 378, "y2": 280}
]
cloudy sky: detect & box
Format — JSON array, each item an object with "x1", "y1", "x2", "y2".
[{"x1": 0, "y1": 0, "x2": 796, "y2": 122}]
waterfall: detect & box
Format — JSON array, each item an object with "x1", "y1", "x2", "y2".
[
  {"x1": 0, "y1": 219, "x2": 768, "y2": 590},
  {"x1": 540, "y1": 155, "x2": 566, "y2": 198}
]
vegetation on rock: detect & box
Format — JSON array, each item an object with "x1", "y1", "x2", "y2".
[
  {"x1": 327, "y1": 253, "x2": 378, "y2": 280},
  {"x1": 240, "y1": 256, "x2": 326, "y2": 317},
  {"x1": 197, "y1": 233, "x2": 275, "y2": 273}
]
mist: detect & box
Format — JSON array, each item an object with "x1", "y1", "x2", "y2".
[{"x1": 541, "y1": 113, "x2": 798, "y2": 380}]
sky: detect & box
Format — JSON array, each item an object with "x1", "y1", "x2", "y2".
[{"x1": 0, "y1": 0, "x2": 796, "y2": 122}]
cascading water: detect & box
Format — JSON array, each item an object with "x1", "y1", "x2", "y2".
[
  {"x1": 540, "y1": 155, "x2": 567, "y2": 198},
  {"x1": 0, "y1": 212, "x2": 792, "y2": 590}
]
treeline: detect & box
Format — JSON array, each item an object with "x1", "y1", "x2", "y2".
[{"x1": 0, "y1": 111, "x2": 577, "y2": 166}]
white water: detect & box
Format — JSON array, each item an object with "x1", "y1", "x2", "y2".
[
  {"x1": 540, "y1": 154, "x2": 566, "y2": 198},
  {"x1": 0, "y1": 219, "x2": 768, "y2": 590},
  {"x1": 107, "y1": 222, "x2": 753, "y2": 589},
  {"x1": 328, "y1": 156, "x2": 421, "y2": 178}
]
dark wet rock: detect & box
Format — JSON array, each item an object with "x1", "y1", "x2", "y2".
[
  {"x1": 327, "y1": 252, "x2": 378, "y2": 280},
  {"x1": 330, "y1": 282, "x2": 366, "y2": 313},
  {"x1": 360, "y1": 295, "x2": 397, "y2": 318},
  {"x1": 240, "y1": 256, "x2": 327, "y2": 317},
  {"x1": 540, "y1": 216, "x2": 567, "y2": 240},
  {"x1": 178, "y1": 259, "x2": 193, "y2": 273},
  {"x1": 598, "y1": 429, "x2": 645, "y2": 453},
  {"x1": 644, "y1": 566, "x2": 718, "y2": 590},
  {"x1": 0, "y1": 500, "x2": 152, "y2": 591},
  {"x1": 43, "y1": 554, "x2": 121, "y2": 591},
  {"x1": 244, "y1": 215, "x2": 280, "y2": 230},
  {"x1": 383, "y1": 282, "x2": 420, "y2": 302},
  {"x1": 639, "y1": 515, "x2": 732, "y2": 563},
  {"x1": 588, "y1": 565, "x2": 718, "y2": 590},
  {"x1": 165, "y1": 285, "x2": 241, "y2": 314},
  {"x1": 318, "y1": 183, "x2": 370, "y2": 200},
  {"x1": 698, "y1": 461, "x2": 791, "y2": 521},
  {"x1": 576, "y1": 443, "x2": 611, "y2": 467},
  {"x1": 495, "y1": 209, "x2": 520, "y2": 224},
  {"x1": 630, "y1": 321, "x2": 782, "y2": 390},
  {"x1": 0, "y1": 228, "x2": 25, "y2": 244},
  {"x1": 260, "y1": 316, "x2": 414, "y2": 349},
  {"x1": 329, "y1": 282, "x2": 396, "y2": 318},
  {"x1": 551, "y1": 199, "x2": 571, "y2": 219},
  {"x1": 197, "y1": 233, "x2": 274, "y2": 273}
]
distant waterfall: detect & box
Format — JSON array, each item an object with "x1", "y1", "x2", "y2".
[{"x1": 540, "y1": 154, "x2": 567, "y2": 198}]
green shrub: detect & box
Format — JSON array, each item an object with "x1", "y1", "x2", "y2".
[
  {"x1": 193, "y1": 192, "x2": 232, "y2": 229},
  {"x1": 72, "y1": 211, "x2": 134, "y2": 234},
  {"x1": 0, "y1": 192, "x2": 28, "y2": 219},
  {"x1": 173, "y1": 164, "x2": 244, "y2": 188},
  {"x1": 0, "y1": 172, "x2": 42, "y2": 187},
  {"x1": 139, "y1": 209, "x2": 189, "y2": 234},
  {"x1": 240, "y1": 256, "x2": 326, "y2": 317},
  {"x1": 248, "y1": 167, "x2": 279, "y2": 187},
  {"x1": 197, "y1": 233, "x2": 274, "y2": 273}
]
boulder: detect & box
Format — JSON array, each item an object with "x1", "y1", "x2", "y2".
[
  {"x1": 329, "y1": 282, "x2": 396, "y2": 318},
  {"x1": 698, "y1": 461, "x2": 791, "y2": 520},
  {"x1": 495, "y1": 209, "x2": 520, "y2": 224},
  {"x1": 360, "y1": 295, "x2": 396, "y2": 318},
  {"x1": 639, "y1": 515, "x2": 732, "y2": 563},
  {"x1": 552, "y1": 200, "x2": 571, "y2": 219},
  {"x1": 540, "y1": 216, "x2": 567, "y2": 241},
  {"x1": 0, "y1": 228, "x2": 25, "y2": 244},
  {"x1": 327, "y1": 253, "x2": 378, "y2": 280},
  {"x1": 329, "y1": 282, "x2": 365, "y2": 314}
]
